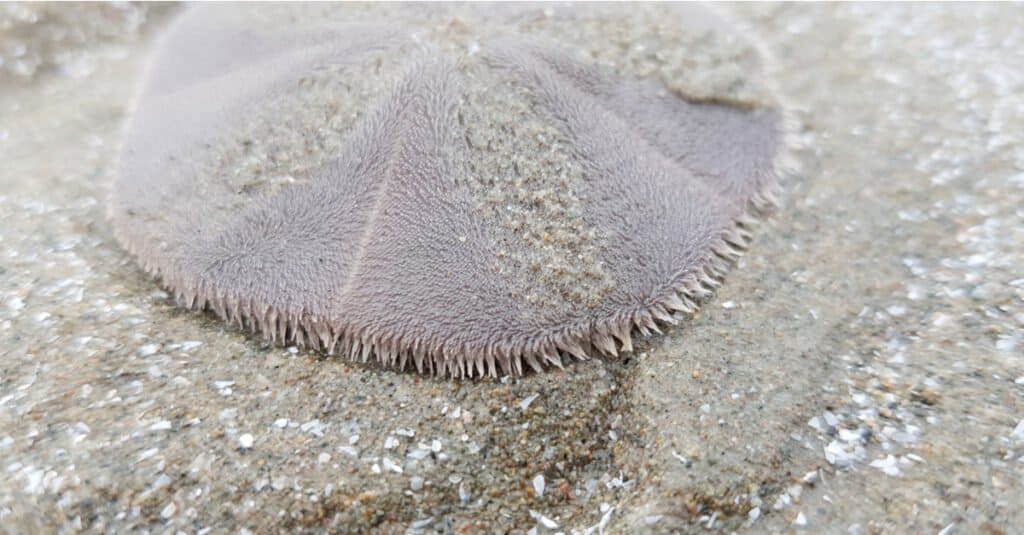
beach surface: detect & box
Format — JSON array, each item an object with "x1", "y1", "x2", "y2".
[{"x1": 1, "y1": 3, "x2": 1022, "y2": 533}]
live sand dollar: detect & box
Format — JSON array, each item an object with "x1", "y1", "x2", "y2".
[{"x1": 111, "y1": 3, "x2": 800, "y2": 377}]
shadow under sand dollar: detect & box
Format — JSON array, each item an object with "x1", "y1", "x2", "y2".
[{"x1": 616, "y1": 187, "x2": 848, "y2": 531}]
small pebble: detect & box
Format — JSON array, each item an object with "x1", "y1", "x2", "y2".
[
  {"x1": 519, "y1": 393, "x2": 540, "y2": 411},
  {"x1": 869, "y1": 455, "x2": 901, "y2": 476},
  {"x1": 6, "y1": 297, "x2": 25, "y2": 311},
  {"x1": 382, "y1": 457, "x2": 402, "y2": 473},
  {"x1": 529, "y1": 509, "x2": 558, "y2": 529},
  {"x1": 1011, "y1": 420, "x2": 1024, "y2": 443},
  {"x1": 149, "y1": 421, "x2": 172, "y2": 432},
  {"x1": 180, "y1": 341, "x2": 203, "y2": 351}
]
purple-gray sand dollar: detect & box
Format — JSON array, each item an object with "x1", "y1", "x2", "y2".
[{"x1": 110, "y1": 4, "x2": 799, "y2": 378}]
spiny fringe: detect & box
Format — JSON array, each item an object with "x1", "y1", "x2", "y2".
[{"x1": 113, "y1": 127, "x2": 798, "y2": 380}]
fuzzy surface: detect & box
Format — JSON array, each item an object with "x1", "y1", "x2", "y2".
[{"x1": 110, "y1": 3, "x2": 791, "y2": 377}]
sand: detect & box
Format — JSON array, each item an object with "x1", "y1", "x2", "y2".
[{"x1": 1, "y1": 3, "x2": 1021, "y2": 533}]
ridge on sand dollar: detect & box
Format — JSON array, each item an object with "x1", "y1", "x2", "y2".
[{"x1": 110, "y1": 3, "x2": 801, "y2": 378}]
